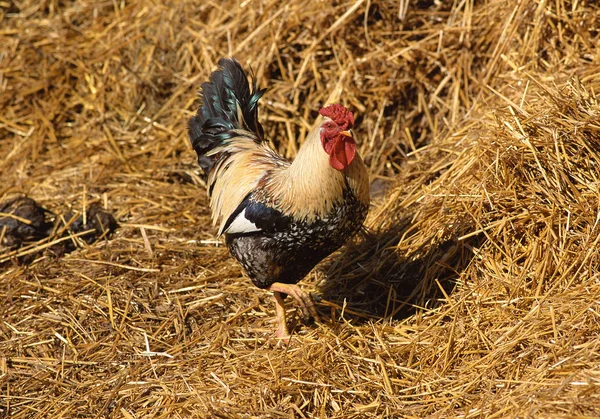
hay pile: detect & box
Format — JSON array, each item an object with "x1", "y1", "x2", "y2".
[{"x1": 1, "y1": 0, "x2": 600, "y2": 417}]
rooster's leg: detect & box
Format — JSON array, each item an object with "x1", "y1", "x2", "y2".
[
  {"x1": 267, "y1": 282, "x2": 319, "y2": 328},
  {"x1": 272, "y1": 291, "x2": 290, "y2": 338}
]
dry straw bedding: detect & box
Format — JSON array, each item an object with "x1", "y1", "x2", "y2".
[{"x1": 2, "y1": 0, "x2": 600, "y2": 417}]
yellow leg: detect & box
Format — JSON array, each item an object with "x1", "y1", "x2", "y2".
[
  {"x1": 273, "y1": 291, "x2": 290, "y2": 339},
  {"x1": 267, "y1": 282, "x2": 319, "y2": 328}
]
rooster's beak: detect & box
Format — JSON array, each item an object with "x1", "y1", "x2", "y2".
[{"x1": 340, "y1": 130, "x2": 353, "y2": 138}]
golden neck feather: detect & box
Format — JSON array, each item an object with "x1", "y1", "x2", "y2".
[{"x1": 266, "y1": 124, "x2": 370, "y2": 221}]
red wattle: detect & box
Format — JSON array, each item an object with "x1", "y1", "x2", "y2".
[{"x1": 329, "y1": 136, "x2": 356, "y2": 170}]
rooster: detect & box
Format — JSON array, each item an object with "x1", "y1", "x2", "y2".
[{"x1": 188, "y1": 58, "x2": 370, "y2": 337}]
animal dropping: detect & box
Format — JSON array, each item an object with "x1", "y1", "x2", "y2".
[{"x1": 0, "y1": 197, "x2": 118, "y2": 265}]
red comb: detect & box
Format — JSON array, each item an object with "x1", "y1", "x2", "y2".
[{"x1": 319, "y1": 104, "x2": 354, "y2": 129}]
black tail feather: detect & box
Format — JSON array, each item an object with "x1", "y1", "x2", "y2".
[{"x1": 188, "y1": 58, "x2": 265, "y2": 175}]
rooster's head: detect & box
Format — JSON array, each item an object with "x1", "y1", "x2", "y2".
[{"x1": 319, "y1": 104, "x2": 356, "y2": 171}]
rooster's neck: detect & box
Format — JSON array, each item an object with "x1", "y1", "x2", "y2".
[{"x1": 266, "y1": 127, "x2": 369, "y2": 222}]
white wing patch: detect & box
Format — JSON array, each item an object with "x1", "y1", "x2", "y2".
[{"x1": 222, "y1": 208, "x2": 262, "y2": 235}]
